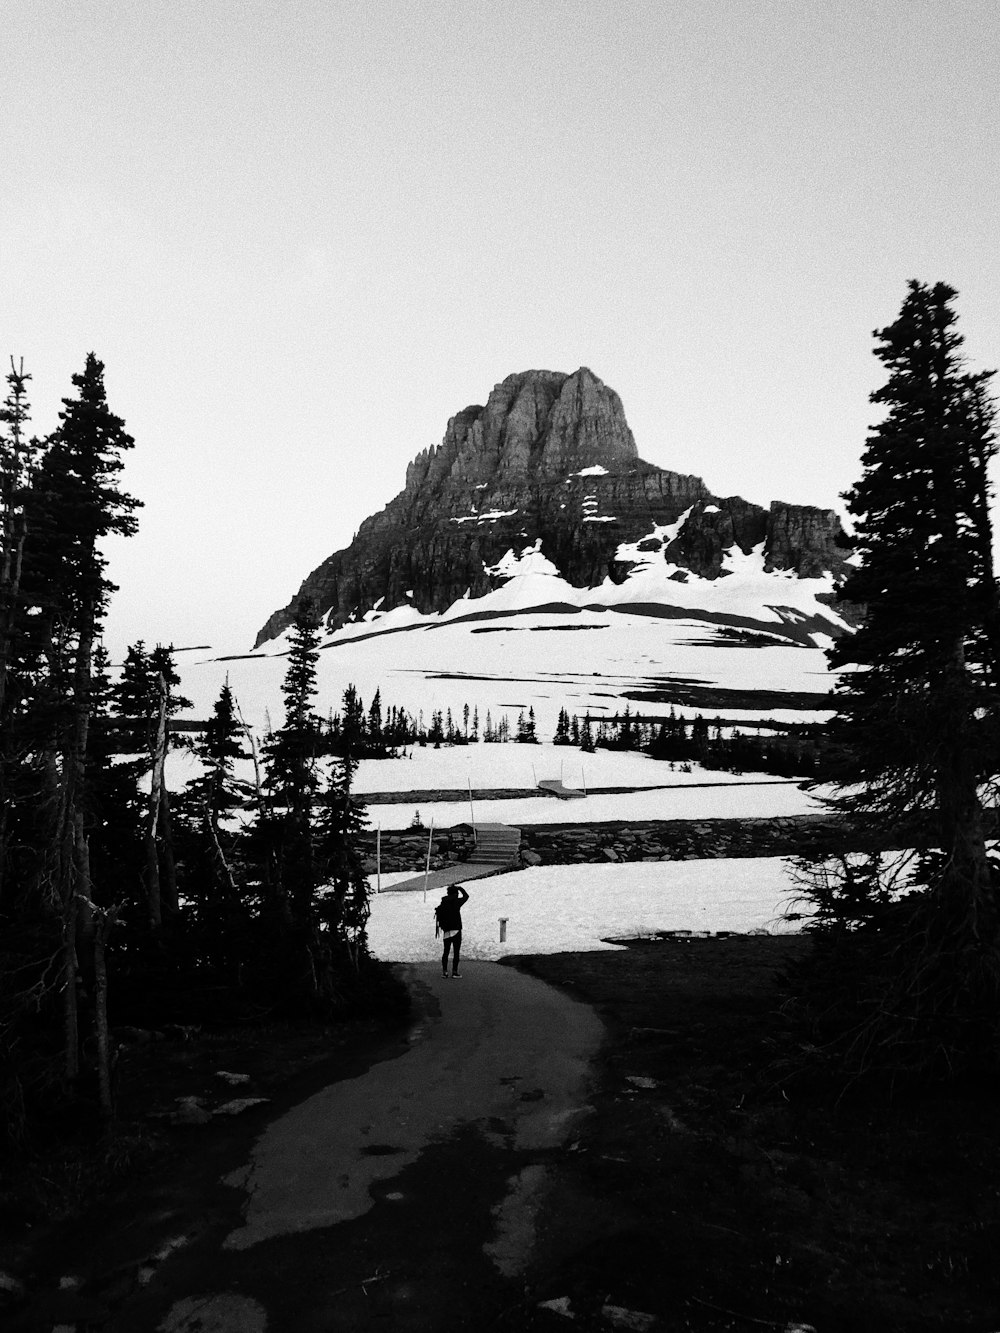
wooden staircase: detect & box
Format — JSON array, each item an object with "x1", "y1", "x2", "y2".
[{"x1": 469, "y1": 822, "x2": 521, "y2": 866}]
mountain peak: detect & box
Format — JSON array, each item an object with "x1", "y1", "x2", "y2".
[{"x1": 253, "y1": 369, "x2": 850, "y2": 648}]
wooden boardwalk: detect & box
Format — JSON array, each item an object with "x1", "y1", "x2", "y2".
[
  {"x1": 537, "y1": 778, "x2": 587, "y2": 800},
  {"x1": 378, "y1": 822, "x2": 521, "y2": 894}
]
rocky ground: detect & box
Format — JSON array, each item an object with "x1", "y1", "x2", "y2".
[{"x1": 363, "y1": 812, "x2": 913, "y2": 876}]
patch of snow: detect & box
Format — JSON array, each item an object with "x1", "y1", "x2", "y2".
[
  {"x1": 614, "y1": 508, "x2": 693, "y2": 569},
  {"x1": 366, "y1": 857, "x2": 808, "y2": 961},
  {"x1": 583, "y1": 515, "x2": 617, "y2": 523},
  {"x1": 703, "y1": 504, "x2": 720, "y2": 514},
  {"x1": 451, "y1": 509, "x2": 519, "y2": 524},
  {"x1": 573, "y1": 464, "x2": 609, "y2": 476},
  {"x1": 483, "y1": 541, "x2": 562, "y2": 583}
]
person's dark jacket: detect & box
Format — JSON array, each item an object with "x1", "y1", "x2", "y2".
[{"x1": 435, "y1": 888, "x2": 468, "y2": 932}]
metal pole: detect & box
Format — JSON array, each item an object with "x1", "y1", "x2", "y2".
[
  {"x1": 423, "y1": 815, "x2": 435, "y2": 903},
  {"x1": 468, "y1": 776, "x2": 476, "y2": 831},
  {"x1": 582, "y1": 765, "x2": 587, "y2": 796},
  {"x1": 531, "y1": 761, "x2": 537, "y2": 787},
  {"x1": 376, "y1": 824, "x2": 382, "y2": 895}
]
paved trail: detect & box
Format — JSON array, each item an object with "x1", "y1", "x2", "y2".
[{"x1": 104, "y1": 961, "x2": 603, "y2": 1332}]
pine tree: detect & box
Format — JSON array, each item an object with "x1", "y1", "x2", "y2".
[
  {"x1": 340, "y1": 684, "x2": 366, "y2": 759},
  {"x1": 318, "y1": 755, "x2": 371, "y2": 971},
  {"x1": 367, "y1": 688, "x2": 383, "y2": 754},
  {"x1": 0, "y1": 359, "x2": 38, "y2": 906},
  {"x1": 260, "y1": 599, "x2": 324, "y2": 928},
  {"x1": 8, "y1": 354, "x2": 140, "y2": 1099},
  {"x1": 802, "y1": 280, "x2": 1000, "y2": 1078}
]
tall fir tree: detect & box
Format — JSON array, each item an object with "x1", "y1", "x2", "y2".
[
  {"x1": 805, "y1": 281, "x2": 1000, "y2": 1078},
  {"x1": 7, "y1": 354, "x2": 140, "y2": 1096},
  {"x1": 261, "y1": 599, "x2": 324, "y2": 926}
]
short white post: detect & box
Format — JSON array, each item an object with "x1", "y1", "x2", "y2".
[
  {"x1": 423, "y1": 815, "x2": 435, "y2": 903},
  {"x1": 531, "y1": 761, "x2": 537, "y2": 787},
  {"x1": 499, "y1": 918, "x2": 508, "y2": 943},
  {"x1": 582, "y1": 765, "x2": 587, "y2": 796},
  {"x1": 376, "y1": 823, "x2": 382, "y2": 895},
  {"x1": 468, "y1": 776, "x2": 476, "y2": 831},
  {"x1": 560, "y1": 757, "x2": 564, "y2": 785}
]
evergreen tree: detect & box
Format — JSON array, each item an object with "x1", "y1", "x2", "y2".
[
  {"x1": 367, "y1": 688, "x2": 383, "y2": 753},
  {"x1": 0, "y1": 359, "x2": 38, "y2": 906},
  {"x1": 318, "y1": 755, "x2": 371, "y2": 971},
  {"x1": 30, "y1": 355, "x2": 140, "y2": 1084},
  {"x1": 801, "y1": 281, "x2": 1000, "y2": 1078},
  {"x1": 259, "y1": 599, "x2": 324, "y2": 928},
  {"x1": 339, "y1": 684, "x2": 366, "y2": 759}
]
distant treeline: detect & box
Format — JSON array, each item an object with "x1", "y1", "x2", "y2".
[
  {"x1": 558, "y1": 706, "x2": 822, "y2": 778},
  {"x1": 325, "y1": 688, "x2": 538, "y2": 755},
  {"x1": 325, "y1": 687, "x2": 819, "y2": 778}
]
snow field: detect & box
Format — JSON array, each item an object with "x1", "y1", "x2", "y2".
[
  {"x1": 368, "y1": 778, "x2": 828, "y2": 831},
  {"x1": 352, "y1": 742, "x2": 793, "y2": 795},
  {"x1": 366, "y1": 858, "x2": 810, "y2": 961},
  {"x1": 177, "y1": 605, "x2": 836, "y2": 740}
]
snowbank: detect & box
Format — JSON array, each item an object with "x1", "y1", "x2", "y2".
[{"x1": 366, "y1": 857, "x2": 809, "y2": 961}]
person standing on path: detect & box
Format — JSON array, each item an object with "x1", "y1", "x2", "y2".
[{"x1": 435, "y1": 883, "x2": 469, "y2": 977}]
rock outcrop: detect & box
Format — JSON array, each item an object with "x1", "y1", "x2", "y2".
[{"x1": 254, "y1": 367, "x2": 852, "y2": 647}]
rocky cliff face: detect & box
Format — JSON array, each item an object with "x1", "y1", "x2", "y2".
[{"x1": 254, "y1": 367, "x2": 853, "y2": 647}]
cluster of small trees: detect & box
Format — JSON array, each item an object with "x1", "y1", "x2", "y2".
[
  {"x1": 552, "y1": 704, "x2": 819, "y2": 776},
  {"x1": 324, "y1": 691, "x2": 540, "y2": 751},
  {"x1": 0, "y1": 359, "x2": 381, "y2": 1145}
]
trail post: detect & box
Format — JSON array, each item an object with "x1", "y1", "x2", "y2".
[{"x1": 422, "y1": 816, "x2": 434, "y2": 903}]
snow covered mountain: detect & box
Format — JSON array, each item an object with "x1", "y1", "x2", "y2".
[
  {"x1": 180, "y1": 370, "x2": 853, "y2": 735},
  {"x1": 254, "y1": 367, "x2": 853, "y2": 649}
]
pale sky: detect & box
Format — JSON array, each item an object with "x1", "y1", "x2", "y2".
[{"x1": 3, "y1": 0, "x2": 998, "y2": 655}]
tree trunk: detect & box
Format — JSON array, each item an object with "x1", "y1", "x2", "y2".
[
  {"x1": 62, "y1": 911, "x2": 80, "y2": 1081},
  {"x1": 145, "y1": 676, "x2": 167, "y2": 931},
  {"x1": 93, "y1": 906, "x2": 118, "y2": 1122},
  {"x1": 158, "y1": 785, "x2": 178, "y2": 919},
  {"x1": 204, "y1": 806, "x2": 238, "y2": 898}
]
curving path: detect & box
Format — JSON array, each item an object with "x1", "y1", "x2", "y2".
[{"x1": 105, "y1": 960, "x2": 604, "y2": 1332}]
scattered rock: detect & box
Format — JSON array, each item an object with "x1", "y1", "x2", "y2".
[
  {"x1": 172, "y1": 1097, "x2": 211, "y2": 1126},
  {"x1": 0, "y1": 1271, "x2": 25, "y2": 1299},
  {"x1": 538, "y1": 1294, "x2": 576, "y2": 1318},
  {"x1": 600, "y1": 1303, "x2": 657, "y2": 1331},
  {"x1": 214, "y1": 1097, "x2": 270, "y2": 1116},
  {"x1": 521, "y1": 849, "x2": 542, "y2": 866},
  {"x1": 215, "y1": 1070, "x2": 251, "y2": 1084},
  {"x1": 625, "y1": 1075, "x2": 660, "y2": 1090}
]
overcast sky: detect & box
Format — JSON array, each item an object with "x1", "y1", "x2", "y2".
[{"x1": 3, "y1": 0, "x2": 998, "y2": 655}]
